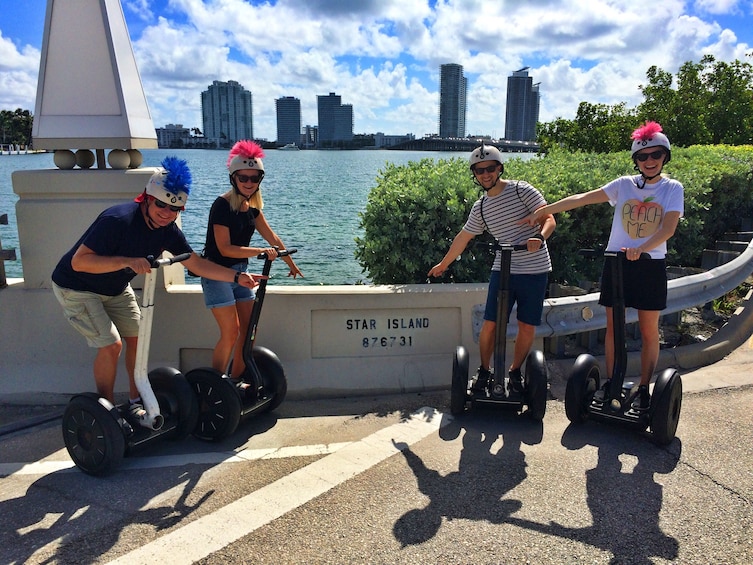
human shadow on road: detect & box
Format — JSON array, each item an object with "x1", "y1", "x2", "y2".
[
  {"x1": 0, "y1": 411, "x2": 279, "y2": 564},
  {"x1": 507, "y1": 424, "x2": 681, "y2": 564},
  {"x1": 392, "y1": 408, "x2": 543, "y2": 547}
]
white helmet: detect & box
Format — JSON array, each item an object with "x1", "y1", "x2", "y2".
[
  {"x1": 469, "y1": 143, "x2": 504, "y2": 171},
  {"x1": 227, "y1": 140, "x2": 265, "y2": 175},
  {"x1": 631, "y1": 121, "x2": 671, "y2": 163},
  {"x1": 141, "y1": 156, "x2": 191, "y2": 209}
]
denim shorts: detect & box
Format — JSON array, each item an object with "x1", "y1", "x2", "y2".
[
  {"x1": 201, "y1": 262, "x2": 255, "y2": 309},
  {"x1": 52, "y1": 282, "x2": 141, "y2": 348},
  {"x1": 484, "y1": 270, "x2": 548, "y2": 326}
]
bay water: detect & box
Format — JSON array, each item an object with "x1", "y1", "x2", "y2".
[{"x1": 0, "y1": 149, "x2": 529, "y2": 285}]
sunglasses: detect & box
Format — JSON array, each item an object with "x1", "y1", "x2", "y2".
[
  {"x1": 152, "y1": 198, "x2": 183, "y2": 212},
  {"x1": 635, "y1": 149, "x2": 665, "y2": 162},
  {"x1": 473, "y1": 164, "x2": 500, "y2": 175},
  {"x1": 236, "y1": 173, "x2": 263, "y2": 184}
]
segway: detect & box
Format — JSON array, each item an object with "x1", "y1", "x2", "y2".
[
  {"x1": 62, "y1": 253, "x2": 200, "y2": 475},
  {"x1": 186, "y1": 249, "x2": 295, "y2": 441},
  {"x1": 451, "y1": 241, "x2": 548, "y2": 420},
  {"x1": 564, "y1": 250, "x2": 682, "y2": 445}
]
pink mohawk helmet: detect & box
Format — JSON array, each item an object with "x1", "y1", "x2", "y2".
[
  {"x1": 630, "y1": 121, "x2": 671, "y2": 163},
  {"x1": 227, "y1": 140, "x2": 265, "y2": 174}
]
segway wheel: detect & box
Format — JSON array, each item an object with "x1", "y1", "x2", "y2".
[
  {"x1": 186, "y1": 369, "x2": 242, "y2": 442},
  {"x1": 565, "y1": 354, "x2": 600, "y2": 423},
  {"x1": 450, "y1": 346, "x2": 469, "y2": 415},
  {"x1": 650, "y1": 368, "x2": 682, "y2": 445},
  {"x1": 62, "y1": 395, "x2": 125, "y2": 476},
  {"x1": 254, "y1": 346, "x2": 288, "y2": 412},
  {"x1": 149, "y1": 367, "x2": 200, "y2": 441},
  {"x1": 524, "y1": 349, "x2": 548, "y2": 421}
]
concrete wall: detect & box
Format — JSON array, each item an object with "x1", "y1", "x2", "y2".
[
  {"x1": 5, "y1": 167, "x2": 505, "y2": 400},
  {"x1": 0, "y1": 276, "x2": 493, "y2": 399}
]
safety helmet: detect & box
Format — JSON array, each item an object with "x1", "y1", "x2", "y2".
[
  {"x1": 630, "y1": 121, "x2": 671, "y2": 164},
  {"x1": 227, "y1": 140, "x2": 265, "y2": 175},
  {"x1": 140, "y1": 156, "x2": 191, "y2": 209},
  {"x1": 469, "y1": 143, "x2": 504, "y2": 173}
]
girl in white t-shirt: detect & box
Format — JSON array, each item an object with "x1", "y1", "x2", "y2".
[{"x1": 521, "y1": 122, "x2": 684, "y2": 411}]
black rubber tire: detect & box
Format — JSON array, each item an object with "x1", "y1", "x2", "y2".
[
  {"x1": 524, "y1": 349, "x2": 548, "y2": 421},
  {"x1": 565, "y1": 354, "x2": 600, "y2": 423},
  {"x1": 450, "y1": 346, "x2": 469, "y2": 415},
  {"x1": 650, "y1": 368, "x2": 683, "y2": 445},
  {"x1": 149, "y1": 367, "x2": 199, "y2": 441},
  {"x1": 62, "y1": 394, "x2": 125, "y2": 476},
  {"x1": 253, "y1": 346, "x2": 288, "y2": 413},
  {"x1": 186, "y1": 368, "x2": 242, "y2": 442}
]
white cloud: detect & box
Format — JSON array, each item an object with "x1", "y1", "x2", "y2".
[{"x1": 0, "y1": 0, "x2": 751, "y2": 140}]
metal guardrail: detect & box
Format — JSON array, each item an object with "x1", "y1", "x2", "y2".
[
  {"x1": 0, "y1": 213, "x2": 18, "y2": 289},
  {"x1": 523, "y1": 238, "x2": 753, "y2": 339}
]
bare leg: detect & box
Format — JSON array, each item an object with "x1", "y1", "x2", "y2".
[
  {"x1": 93, "y1": 341, "x2": 122, "y2": 403},
  {"x1": 511, "y1": 320, "x2": 536, "y2": 371},
  {"x1": 604, "y1": 306, "x2": 614, "y2": 379},
  {"x1": 229, "y1": 301, "x2": 255, "y2": 379},
  {"x1": 637, "y1": 309, "x2": 661, "y2": 386},
  {"x1": 210, "y1": 304, "x2": 241, "y2": 375},
  {"x1": 123, "y1": 335, "x2": 139, "y2": 399},
  {"x1": 479, "y1": 320, "x2": 495, "y2": 370}
]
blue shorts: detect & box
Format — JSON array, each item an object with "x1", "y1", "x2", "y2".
[
  {"x1": 201, "y1": 262, "x2": 255, "y2": 309},
  {"x1": 484, "y1": 271, "x2": 548, "y2": 326}
]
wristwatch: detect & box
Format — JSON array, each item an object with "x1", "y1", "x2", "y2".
[{"x1": 234, "y1": 271, "x2": 241, "y2": 283}]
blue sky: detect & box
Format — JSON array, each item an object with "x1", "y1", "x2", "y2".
[{"x1": 1, "y1": 0, "x2": 751, "y2": 141}]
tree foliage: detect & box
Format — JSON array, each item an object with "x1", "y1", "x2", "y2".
[
  {"x1": 0, "y1": 108, "x2": 33, "y2": 147},
  {"x1": 355, "y1": 158, "x2": 495, "y2": 284},
  {"x1": 539, "y1": 54, "x2": 753, "y2": 153},
  {"x1": 355, "y1": 146, "x2": 753, "y2": 286}
]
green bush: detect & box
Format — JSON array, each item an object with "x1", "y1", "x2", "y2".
[
  {"x1": 354, "y1": 158, "x2": 494, "y2": 284},
  {"x1": 356, "y1": 146, "x2": 753, "y2": 285}
]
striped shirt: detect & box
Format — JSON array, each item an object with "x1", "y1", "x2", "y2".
[{"x1": 463, "y1": 180, "x2": 552, "y2": 274}]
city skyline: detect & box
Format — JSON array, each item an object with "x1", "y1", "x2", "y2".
[{"x1": 1, "y1": 1, "x2": 751, "y2": 141}]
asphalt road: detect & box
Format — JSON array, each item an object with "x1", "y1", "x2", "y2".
[{"x1": 1, "y1": 350, "x2": 752, "y2": 564}]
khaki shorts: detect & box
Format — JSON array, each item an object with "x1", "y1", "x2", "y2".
[{"x1": 52, "y1": 282, "x2": 141, "y2": 348}]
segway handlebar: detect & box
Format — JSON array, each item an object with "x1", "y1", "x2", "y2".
[
  {"x1": 579, "y1": 249, "x2": 651, "y2": 261},
  {"x1": 256, "y1": 248, "x2": 298, "y2": 260},
  {"x1": 150, "y1": 252, "x2": 192, "y2": 268},
  {"x1": 475, "y1": 241, "x2": 529, "y2": 253}
]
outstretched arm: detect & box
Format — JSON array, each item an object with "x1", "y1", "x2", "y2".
[
  {"x1": 520, "y1": 188, "x2": 609, "y2": 227},
  {"x1": 427, "y1": 230, "x2": 475, "y2": 278}
]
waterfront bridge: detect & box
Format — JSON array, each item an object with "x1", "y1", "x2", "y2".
[{"x1": 387, "y1": 137, "x2": 539, "y2": 153}]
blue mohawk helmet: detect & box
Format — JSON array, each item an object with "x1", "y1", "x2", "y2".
[{"x1": 144, "y1": 156, "x2": 192, "y2": 209}]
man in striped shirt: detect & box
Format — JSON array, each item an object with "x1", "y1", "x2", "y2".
[{"x1": 428, "y1": 144, "x2": 555, "y2": 394}]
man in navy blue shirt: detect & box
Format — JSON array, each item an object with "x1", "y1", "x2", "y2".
[{"x1": 52, "y1": 157, "x2": 263, "y2": 419}]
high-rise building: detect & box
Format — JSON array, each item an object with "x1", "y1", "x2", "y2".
[
  {"x1": 276, "y1": 96, "x2": 301, "y2": 146},
  {"x1": 201, "y1": 80, "x2": 253, "y2": 146},
  {"x1": 438, "y1": 63, "x2": 467, "y2": 138},
  {"x1": 317, "y1": 92, "x2": 353, "y2": 145},
  {"x1": 504, "y1": 68, "x2": 540, "y2": 141}
]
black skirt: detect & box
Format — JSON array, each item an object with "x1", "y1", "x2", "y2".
[{"x1": 598, "y1": 255, "x2": 667, "y2": 311}]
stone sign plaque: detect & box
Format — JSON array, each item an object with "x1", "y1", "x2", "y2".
[{"x1": 311, "y1": 308, "x2": 461, "y2": 358}]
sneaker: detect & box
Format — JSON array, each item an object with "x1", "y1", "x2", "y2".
[
  {"x1": 472, "y1": 367, "x2": 492, "y2": 392},
  {"x1": 593, "y1": 380, "x2": 611, "y2": 402},
  {"x1": 126, "y1": 400, "x2": 146, "y2": 422},
  {"x1": 508, "y1": 368, "x2": 524, "y2": 393},
  {"x1": 230, "y1": 377, "x2": 252, "y2": 391},
  {"x1": 630, "y1": 385, "x2": 650, "y2": 411}
]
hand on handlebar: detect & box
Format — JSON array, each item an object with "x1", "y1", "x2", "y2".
[
  {"x1": 124, "y1": 257, "x2": 152, "y2": 274},
  {"x1": 622, "y1": 247, "x2": 649, "y2": 261}
]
